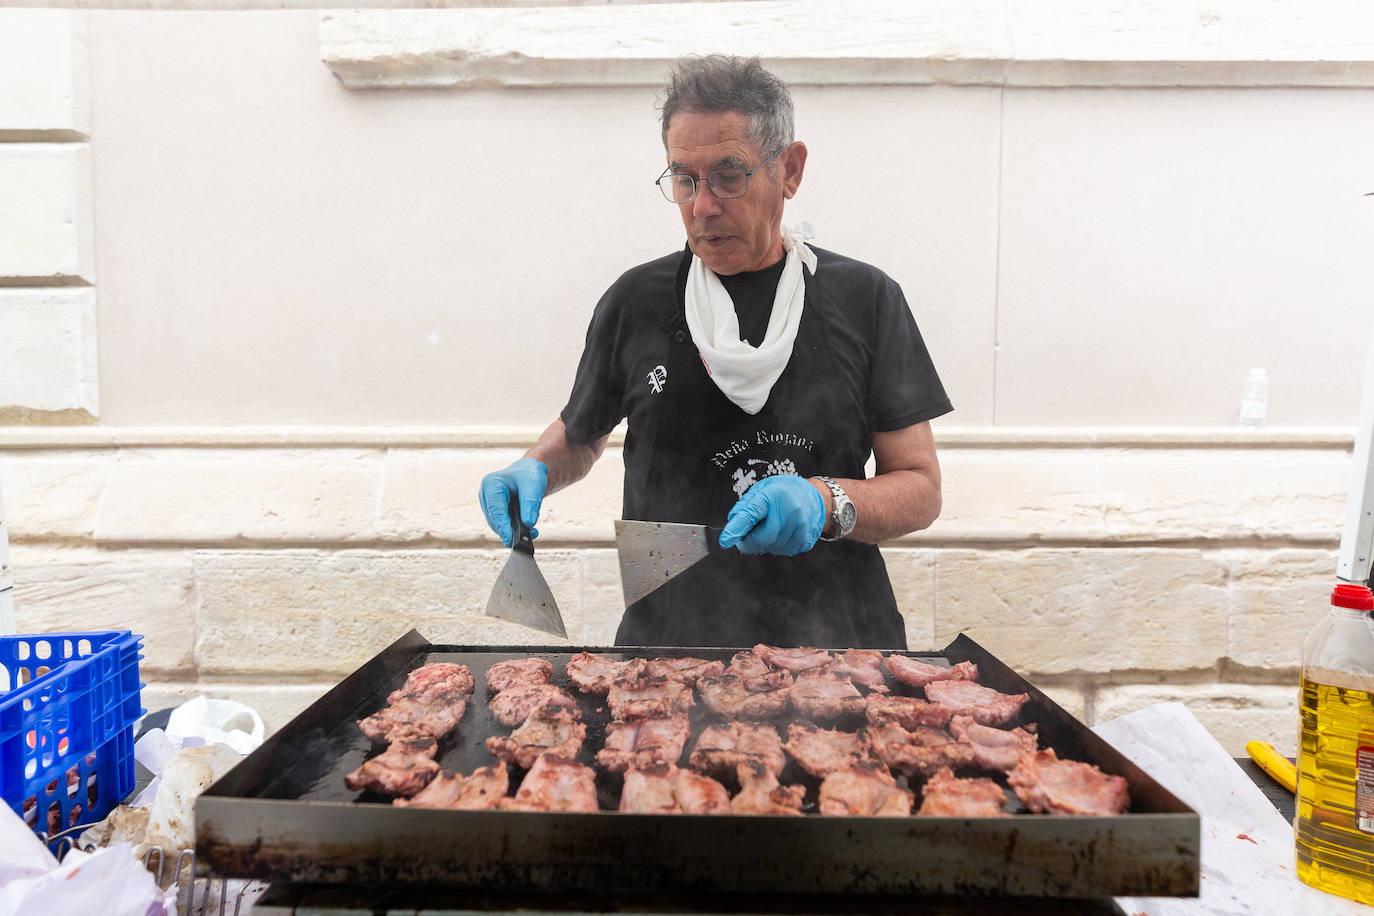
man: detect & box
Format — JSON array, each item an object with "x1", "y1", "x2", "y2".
[{"x1": 480, "y1": 55, "x2": 951, "y2": 649}]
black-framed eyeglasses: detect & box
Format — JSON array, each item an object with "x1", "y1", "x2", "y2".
[{"x1": 655, "y1": 144, "x2": 787, "y2": 204}]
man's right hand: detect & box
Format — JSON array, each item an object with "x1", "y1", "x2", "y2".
[{"x1": 479, "y1": 457, "x2": 549, "y2": 547}]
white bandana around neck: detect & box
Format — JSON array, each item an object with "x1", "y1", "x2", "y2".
[{"x1": 684, "y1": 221, "x2": 818, "y2": 415}]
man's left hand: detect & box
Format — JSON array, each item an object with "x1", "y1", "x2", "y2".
[{"x1": 718, "y1": 474, "x2": 826, "y2": 556}]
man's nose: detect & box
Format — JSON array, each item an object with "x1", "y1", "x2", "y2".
[{"x1": 690, "y1": 181, "x2": 723, "y2": 217}]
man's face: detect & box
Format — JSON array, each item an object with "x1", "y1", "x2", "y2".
[{"x1": 665, "y1": 110, "x2": 798, "y2": 276}]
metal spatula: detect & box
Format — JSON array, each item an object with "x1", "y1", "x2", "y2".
[
  {"x1": 484, "y1": 495, "x2": 566, "y2": 638},
  {"x1": 614, "y1": 519, "x2": 725, "y2": 607}
]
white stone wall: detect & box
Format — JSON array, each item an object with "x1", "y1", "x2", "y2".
[{"x1": 2, "y1": 5, "x2": 1371, "y2": 756}]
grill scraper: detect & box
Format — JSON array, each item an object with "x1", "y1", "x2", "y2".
[{"x1": 484, "y1": 495, "x2": 566, "y2": 638}]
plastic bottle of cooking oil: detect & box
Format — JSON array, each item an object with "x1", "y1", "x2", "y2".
[{"x1": 1296, "y1": 582, "x2": 1374, "y2": 904}]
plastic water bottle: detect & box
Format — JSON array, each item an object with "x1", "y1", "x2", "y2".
[
  {"x1": 1239, "y1": 367, "x2": 1268, "y2": 426},
  {"x1": 1295, "y1": 582, "x2": 1374, "y2": 904}
]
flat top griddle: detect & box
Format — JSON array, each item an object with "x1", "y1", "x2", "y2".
[{"x1": 200, "y1": 631, "x2": 1200, "y2": 899}]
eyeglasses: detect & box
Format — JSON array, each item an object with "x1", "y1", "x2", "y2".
[{"x1": 655, "y1": 145, "x2": 786, "y2": 204}]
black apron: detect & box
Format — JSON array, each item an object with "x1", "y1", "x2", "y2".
[{"x1": 613, "y1": 247, "x2": 906, "y2": 650}]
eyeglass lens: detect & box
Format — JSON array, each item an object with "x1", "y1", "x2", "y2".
[{"x1": 661, "y1": 169, "x2": 750, "y2": 203}]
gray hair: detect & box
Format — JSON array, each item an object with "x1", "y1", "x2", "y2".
[{"x1": 658, "y1": 55, "x2": 794, "y2": 166}]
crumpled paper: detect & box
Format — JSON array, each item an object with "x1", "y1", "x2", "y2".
[
  {"x1": 1098, "y1": 702, "x2": 1370, "y2": 916},
  {"x1": 0, "y1": 804, "x2": 175, "y2": 916}
]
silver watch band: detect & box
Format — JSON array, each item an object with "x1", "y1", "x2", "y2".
[{"x1": 815, "y1": 475, "x2": 855, "y2": 541}]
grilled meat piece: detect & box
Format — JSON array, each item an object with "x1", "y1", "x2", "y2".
[
  {"x1": 606, "y1": 676, "x2": 695, "y2": 721},
  {"x1": 923, "y1": 679, "x2": 1029, "y2": 727},
  {"x1": 566, "y1": 652, "x2": 648, "y2": 695},
  {"x1": 790, "y1": 668, "x2": 865, "y2": 721},
  {"x1": 727, "y1": 651, "x2": 796, "y2": 692},
  {"x1": 489, "y1": 682, "x2": 578, "y2": 728},
  {"x1": 731, "y1": 760, "x2": 805, "y2": 816},
  {"x1": 644, "y1": 656, "x2": 726, "y2": 686},
  {"x1": 753, "y1": 644, "x2": 834, "y2": 674},
  {"x1": 500, "y1": 755, "x2": 599, "y2": 813},
  {"x1": 1008, "y1": 749, "x2": 1130, "y2": 815},
  {"x1": 688, "y1": 722, "x2": 787, "y2": 779},
  {"x1": 866, "y1": 722, "x2": 977, "y2": 780},
  {"x1": 818, "y1": 761, "x2": 913, "y2": 816},
  {"x1": 886, "y1": 655, "x2": 978, "y2": 689},
  {"x1": 947, "y1": 715, "x2": 1038, "y2": 772},
  {"x1": 485, "y1": 658, "x2": 553, "y2": 694},
  {"x1": 865, "y1": 694, "x2": 953, "y2": 731},
  {"x1": 596, "y1": 715, "x2": 692, "y2": 774},
  {"x1": 783, "y1": 722, "x2": 872, "y2": 779},
  {"x1": 917, "y1": 766, "x2": 1008, "y2": 817},
  {"x1": 831, "y1": 649, "x2": 890, "y2": 694},
  {"x1": 394, "y1": 763, "x2": 510, "y2": 810},
  {"x1": 697, "y1": 673, "x2": 791, "y2": 720},
  {"x1": 619, "y1": 764, "x2": 731, "y2": 815},
  {"x1": 386, "y1": 662, "x2": 475, "y2": 705},
  {"x1": 344, "y1": 726, "x2": 441, "y2": 797},
  {"x1": 485, "y1": 704, "x2": 587, "y2": 770}
]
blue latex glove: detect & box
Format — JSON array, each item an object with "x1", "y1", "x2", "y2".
[
  {"x1": 718, "y1": 474, "x2": 826, "y2": 556},
  {"x1": 479, "y1": 457, "x2": 548, "y2": 547}
]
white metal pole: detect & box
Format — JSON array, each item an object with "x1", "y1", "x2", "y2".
[
  {"x1": 1337, "y1": 316, "x2": 1374, "y2": 586},
  {"x1": 0, "y1": 473, "x2": 13, "y2": 634}
]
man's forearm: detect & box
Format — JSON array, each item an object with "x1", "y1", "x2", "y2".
[
  {"x1": 809, "y1": 469, "x2": 941, "y2": 544},
  {"x1": 525, "y1": 419, "x2": 608, "y2": 495}
]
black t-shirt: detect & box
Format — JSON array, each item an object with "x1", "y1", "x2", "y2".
[{"x1": 561, "y1": 244, "x2": 952, "y2": 649}]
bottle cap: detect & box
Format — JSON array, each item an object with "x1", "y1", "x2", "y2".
[{"x1": 1331, "y1": 583, "x2": 1374, "y2": 611}]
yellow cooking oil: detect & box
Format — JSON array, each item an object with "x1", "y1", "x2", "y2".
[{"x1": 1296, "y1": 582, "x2": 1374, "y2": 905}]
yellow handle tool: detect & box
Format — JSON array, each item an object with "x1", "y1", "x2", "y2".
[{"x1": 1246, "y1": 740, "x2": 1297, "y2": 795}]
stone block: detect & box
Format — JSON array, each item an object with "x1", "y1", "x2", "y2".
[
  {"x1": 931, "y1": 449, "x2": 1108, "y2": 542},
  {"x1": 376, "y1": 446, "x2": 623, "y2": 545},
  {"x1": 933, "y1": 548, "x2": 1229, "y2": 675},
  {"x1": 1036, "y1": 683, "x2": 1088, "y2": 721},
  {"x1": 0, "y1": 289, "x2": 98, "y2": 418},
  {"x1": 578, "y1": 548, "x2": 625, "y2": 647},
  {"x1": 95, "y1": 449, "x2": 383, "y2": 543},
  {"x1": 139, "y1": 681, "x2": 333, "y2": 738},
  {"x1": 0, "y1": 11, "x2": 88, "y2": 137},
  {"x1": 879, "y1": 547, "x2": 936, "y2": 650},
  {"x1": 1092, "y1": 683, "x2": 1298, "y2": 757},
  {"x1": 194, "y1": 549, "x2": 585, "y2": 676},
  {"x1": 8, "y1": 546, "x2": 196, "y2": 673},
  {"x1": 0, "y1": 145, "x2": 93, "y2": 280},
  {"x1": 1227, "y1": 549, "x2": 1338, "y2": 671},
  {"x1": 0, "y1": 450, "x2": 110, "y2": 539}
]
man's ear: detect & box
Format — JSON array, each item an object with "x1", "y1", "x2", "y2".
[{"x1": 782, "y1": 141, "x2": 808, "y2": 199}]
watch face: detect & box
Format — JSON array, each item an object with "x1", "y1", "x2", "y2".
[{"x1": 838, "y1": 501, "x2": 857, "y2": 531}]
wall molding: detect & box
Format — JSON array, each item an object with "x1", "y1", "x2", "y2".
[{"x1": 318, "y1": 0, "x2": 1374, "y2": 90}]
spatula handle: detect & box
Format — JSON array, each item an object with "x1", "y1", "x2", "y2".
[{"x1": 508, "y1": 493, "x2": 534, "y2": 555}]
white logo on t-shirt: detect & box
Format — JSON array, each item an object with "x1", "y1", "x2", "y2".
[{"x1": 646, "y1": 365, "x2": 667, "y2": 394}]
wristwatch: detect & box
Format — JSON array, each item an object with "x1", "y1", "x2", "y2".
[{"x1": 815, "y1": 475, "x2": 856, "y2": 541}]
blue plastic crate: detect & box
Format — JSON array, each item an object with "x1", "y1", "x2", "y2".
[{"x1": 0, "y1": 630, "x2": 144, "y2": 845}]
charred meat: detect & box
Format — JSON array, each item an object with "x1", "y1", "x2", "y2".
[
  {"x1": 783, "y1": 722, "x2": 872, "y2": 779},
  {"x1": 1008, "y1": 749, "x2": 1130, "y2": 815},
  {"x1": 485, "y1": 704, "x2": 587, "y2": 770},
  {"x1": 485, "y1": 657, "x2": 553, "y2": 694},
  {"x1": 727, "y1": 651, "x2": 797, "y2": 692},
  {"x1": 817, "y1": 761, "x2": 913, "y2": 816},
  {"x1": 832, "y1": 648, "x2": 889, "y2": 694},
  {"x1": 606, "y1": 676, "x2": 695, "y2": 721},
  {"x1": 500, "y1": 755, "x2": 599, "y2": 813},
  {"x1": 866, "y1": 722, "x2": 977, "y2": 780},
  {"x1": 489, "y1": 682, "x2": 578, "y2": 728},
  {"x1": 344, "y1": 726, "x2": 441, "y2": 797},
  {"x1": 387, "y1": 662, "x2": 476, "y2": 706},
  {"x1": 753, "y1": 644, "x2": 834, "y2": 674},
  {"x1": 886, "y1": 655, "x2": 978, "y2": 689},
  {"x1": 619, "y1": 764, "x2": 731, "y2": 815},
  {"x1": 688, "y1": 721, "x2": 787, "y2": 780},
  {"x1": 923, "y1": 679, "x2": 1029, "y2": 727},
  {"x1": 566, "y1": 652, "x2": 648, "y2": 695},
  {"x1": 394, "y1": 763, "x2": 510, "y2": 810},
  {"x1": 789, "y1": 668, "x2": 865, "y2": 721},
  {"x1": 697, "y1": 673, "x2": 791, "y2": 720},
  {"x1": 917, "y1": 766, "x2": 1008, "y2": 817},
  {"x1": 596, "y1": 715, "x2": 692, "y2": 774},
  {"x1": 947, "y1": 715, "x2": 1038, "y2": 772},
  {"x1": 644, "y1": 656, "x2": 726, "y2": 686},
  {"x1": 864, "y1": 694, "x2": 953, "y2": 731},
  {"x1": 731, "y1": 759, "x2": 805, "y2": 816},
  {"x1": 361, "y1": 662, "x2": 474, "y2": 742}
]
